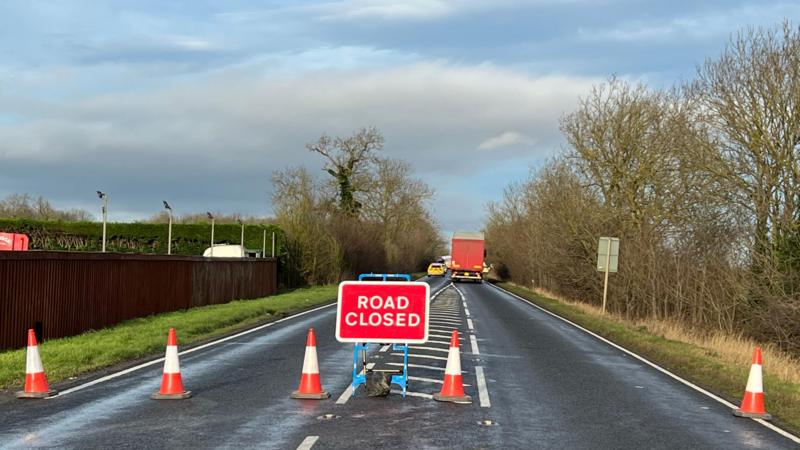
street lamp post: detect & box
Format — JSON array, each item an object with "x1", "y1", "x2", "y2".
[
  {"x1": 163, "y1": 201, "x2": 173, "y2": 255},
  {"x1": 96, "y1": 191, "x2": 107, "y2": 252},
  {"x1": 237, "y1": 218, "x2": 245, "y2": 257},
  {"x1": 207, "y1": 212, "x2": 215, "y2": 257}
]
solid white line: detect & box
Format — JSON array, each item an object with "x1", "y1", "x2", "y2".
[
  {"x1": 297, "y1": 436, "x2": 319, "y2": 450},
  {"x1": 409, "y1": 346, "x2": 451, "y2": 353},
  {"x1": 53, "y1": 302, "x2": 338, "y2": 398},
  {"x1": 386, "y1": 362, "x2": 465, "y2": 373},
  {"x1": 428, "y1": 334, "x2": 463, "y2": 341},
  {"x1": 429, "y1": 312, "x2": 462, "y2": 317},
  {"x1": 392, "y1": 352, "x2": 448, "y2": 361},
  {"x1": 489, "y1": 283, "x2": 800, "y2": 444},
  {"x1": 425, "y1": 339, "x2": 453, "y2": 345},
  {"x1": 380, "y1": 345, "x2": 390, "y2": 352},
  {"x1": 475, "y1": 366, "x2": 491, "y2": 408},
  {"x1": 389, "y1": 389, "x2": 433, "y2": 399},
  {"x1": 470, "y1": 335, "x2": 480, "y2": 355},
  {"x1": 336, "y1": 369, "x2": 364, "y2": 405},
  {"x1": 466, "y1": 318, "x2": 474, "y2": 331}
]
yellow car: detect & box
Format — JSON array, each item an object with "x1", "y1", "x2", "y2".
[{"x1": 427, "y1": 263, "x2": 446, "y2": 277}]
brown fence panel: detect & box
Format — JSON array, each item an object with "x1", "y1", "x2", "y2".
[{"x1": 0, "y1": 252, "x2": 277, "y2": 350}]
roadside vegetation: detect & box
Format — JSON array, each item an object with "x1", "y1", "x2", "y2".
[
  {"x1": 497, "y1": 282, "x2": 800, "y2": 432},
  {"x1": 272, "y1": 127, "x2": 443, "y2": 286},
  {"x1": 486, "y1": 22, "x2": 800, "y2": 359},
  {"x1": 0, "y1": 286, "x2": 336, "y2": 390}
]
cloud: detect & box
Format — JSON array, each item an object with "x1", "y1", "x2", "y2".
[
  {"x1": 0, "y1": 61, "x2": 596, "y2": 230},
  {"x1": 478, "y1": 131, "x2": 537, "y2": 150}
]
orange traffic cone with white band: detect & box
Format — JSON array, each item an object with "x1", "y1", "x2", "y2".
[
  {"x1": 433, "y1": 330, "x2": 471, "y2": 404},
  {"x1": 16, "y1": 329, "x2": 57, "y2": 398},
  {"x1": 291, "y1": 328, "x2": 329, "y2": 399},
  {"x1": 733, "y1": 347, "x2": 771, "y2": 419},
  {"x1": 151, "y1": 328, "x2": 192, "y2": 400}
]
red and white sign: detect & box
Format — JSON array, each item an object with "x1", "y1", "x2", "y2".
[{"x1": 335, "y1": 281, "x2": 430, "y2": 344}]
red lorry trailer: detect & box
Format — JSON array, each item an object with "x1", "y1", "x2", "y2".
[{"x1": 450, "y1": 231, "x2": 484, "y2": 283}]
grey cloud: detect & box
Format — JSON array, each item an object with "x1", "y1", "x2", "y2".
[{"x1": 0, "y1": 62, "x2": 596, "y2": 230}]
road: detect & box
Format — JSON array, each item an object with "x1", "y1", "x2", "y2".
[{"x1": 0, "y1": 276, "x2": 797, "y2": 449}]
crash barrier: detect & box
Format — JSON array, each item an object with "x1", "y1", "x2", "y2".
[
  {"x1": 349, "y1": 273, "x2": 414, "y2": 398},
  {"x1": 0, "y1": 251, "x2": 277, "y2": 350}
]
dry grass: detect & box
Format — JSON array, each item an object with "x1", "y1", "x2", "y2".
[{"x1": 528, "y1": 285, "x2": 800, "y2": 386}]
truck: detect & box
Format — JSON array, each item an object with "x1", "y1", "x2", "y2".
[{"x1": 450, "y1": 231, "x2": 484, "y2": 283}]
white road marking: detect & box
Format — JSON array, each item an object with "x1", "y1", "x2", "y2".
[
  {"x1": 464, "y1": 308, "x2": 470, "y2": 317},
  {"x1": 336, "y1": 369, "x2": 365, "y2": 405},
  {"x1": 429, "y1": 312, "x2": 462, "y2": 318},
  {"x1": 489, "y1": 283, "x2": 800, "y2": 444},
  {"x1": 475, "y1": 366, "x2": 491, "y2": 408},
  {"x1": 430, "y1": 319, "x2": 463, "y2": 326},
  {"x1": 425, "y1": 339, "x2": 454, "y2": 345},
  {"x1": 428, "y1": 333, "x2": 464, "y2": 340},
  {"x1": 409, "y1": 346, "x2": 451, "y2": 353},
  {"x1": 380, "y1": 345, "x2": 390, "y2": 352},
  {"x1": 297, "y1": 436, "x2": 319, "y2": 450},
  {"x1": 366, "y1": 362, "x2": 375, "y2": 370},
  {"x1": 429, "y1": 326, "x2": 460, "y2": 333},
  {"x1": 53, "y1": 302, "x2": 338, "y2": 398},
  {"x1": 408, "y1": 375, "x2": 471, "y2": 386},
  {"x1": 470, "y1": 335, "x2": 480, "y2": 355},
  {"x1": 392, "y1": 352, "x2": 448, "y2": 361},
  {"x1": 467, "y1": 318, "x2": 474, "y2": 331},
  {"x1": 389, "y1": 389, "x2": 433, "y2": 399},
  {"x1": 387, "y1": 362, "x2": 455, "y2": 372}
]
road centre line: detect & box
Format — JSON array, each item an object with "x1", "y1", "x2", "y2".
[
  {"x1": 392, "y1": 352, "x2": 448, "y2": 361},
  {"x1": 53, "y1": 302, "x2": 338, "y2": 398},
  {"x1": 466, "y1": 319, "x2": 474, "y2": 331},
  {"x1": 464, "y1": 308, "x2": 470, "y2": 317},
  {"x1": 475, "y1": 366, "x2": 491, "y2": 408},
  {"x1": 336, "y1": 370, "x2": 363, "y2": 404},
  {"x1": 297, "y1": 436, "x2": 319, "y2": 450},
  {"x1": 469, "y1": 335, "x2": 480, "y2": 355},
  {"x1": 488, "y1": 283, "x2": 800, "y2": 444}
]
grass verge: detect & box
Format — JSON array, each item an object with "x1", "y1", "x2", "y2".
[
  {"x1": 496, "y1": 281, "x2": 800, "y2": 434},
  {"x1": 0, "y1": 285, "x2": 337, "y2": 391}
]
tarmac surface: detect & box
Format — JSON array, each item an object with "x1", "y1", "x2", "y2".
[{"x1": 0, "y1": 276, "x2": 797, "y2": 449}]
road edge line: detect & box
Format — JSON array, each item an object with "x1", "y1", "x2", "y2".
[{"x1": 488, "y1": 282, "x2": 800, "y2": 444}]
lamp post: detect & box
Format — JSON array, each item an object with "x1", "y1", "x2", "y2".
[
  {"x1": 96, "y1": 191, "x2": 107, "y2": 252},
  {"x1": 163, "y1": 201, "x2": 173, "y2": 255},
  {"x1": 207, "y1": 212, "x2": 215, "y2": 257},
  {"x1": 237, "y1": 218, "x2": 245, "y2": 257}
]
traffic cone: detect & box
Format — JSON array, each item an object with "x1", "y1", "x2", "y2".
[
  {"x1": 733, "y1": 347, "x2": 771, "y2": 419},
  {"x1": 433, "y1": 330, "x2": 471, "y2": 404},
  {"x1": 151, "y1": 328, "x2": 192, "y2": 400},
  {"x1": 291, "y1": 328, "x2": 330, "y2": 399},
  {"x1": 16, "y1": 329, "x2": 57, "y2": 399}
]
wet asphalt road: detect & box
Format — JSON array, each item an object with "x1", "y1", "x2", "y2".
[{"x1": 0, "y1": 276, "x2": 797, "y2": 449}]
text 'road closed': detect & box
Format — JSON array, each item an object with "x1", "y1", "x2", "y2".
[{"x1": 336, "y1": 282, "x2": 430, "y2": 344}]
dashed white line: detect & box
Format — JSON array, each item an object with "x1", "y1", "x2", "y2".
[
  {"x1": 475, "y1": 366, "x2": 491, "y2": 408},
  {"x1": 466, "y1": 318, "x2": 474, "y2": 331},
  {"x1": 464, "y1": 308, "x2": 471, "y2": 317},
  {"x1": 297, "y1": 436, "x2": 319, "y2": 450},
  {"x1": 469, "y1": 335, "x2": 480, "y2": 355}
]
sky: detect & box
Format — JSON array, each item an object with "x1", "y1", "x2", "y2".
[{"x1": 0, "y1": 1, "x2": 798, "y2": 234}]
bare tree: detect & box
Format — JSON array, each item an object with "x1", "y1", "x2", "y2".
[{"x1": 306, "y1": 127, "x2": 384, "y2": 215}]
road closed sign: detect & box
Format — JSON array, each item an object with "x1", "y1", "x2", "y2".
[{"x1": 336, "y1": 281, "x2": 430, "y2": 344}]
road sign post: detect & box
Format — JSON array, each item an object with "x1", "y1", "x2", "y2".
[
  {"x1": 597, "y1": 237, "x2": 620, "y2": 314},
  {"x1": 337, "y1": 278, "x2": 429, "y2": 398}
]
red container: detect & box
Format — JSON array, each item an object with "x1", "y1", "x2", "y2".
[
  {"x1": 450, "y1": 231, "x2": 484, "y2": 282},
  {"x1": 0, "y1": 233, "x2": 29, "y2": 251}
]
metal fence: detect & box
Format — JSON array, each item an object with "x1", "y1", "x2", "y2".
[{"x1": 0, "y1": 251, "x2": 277, "y2": 350}]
